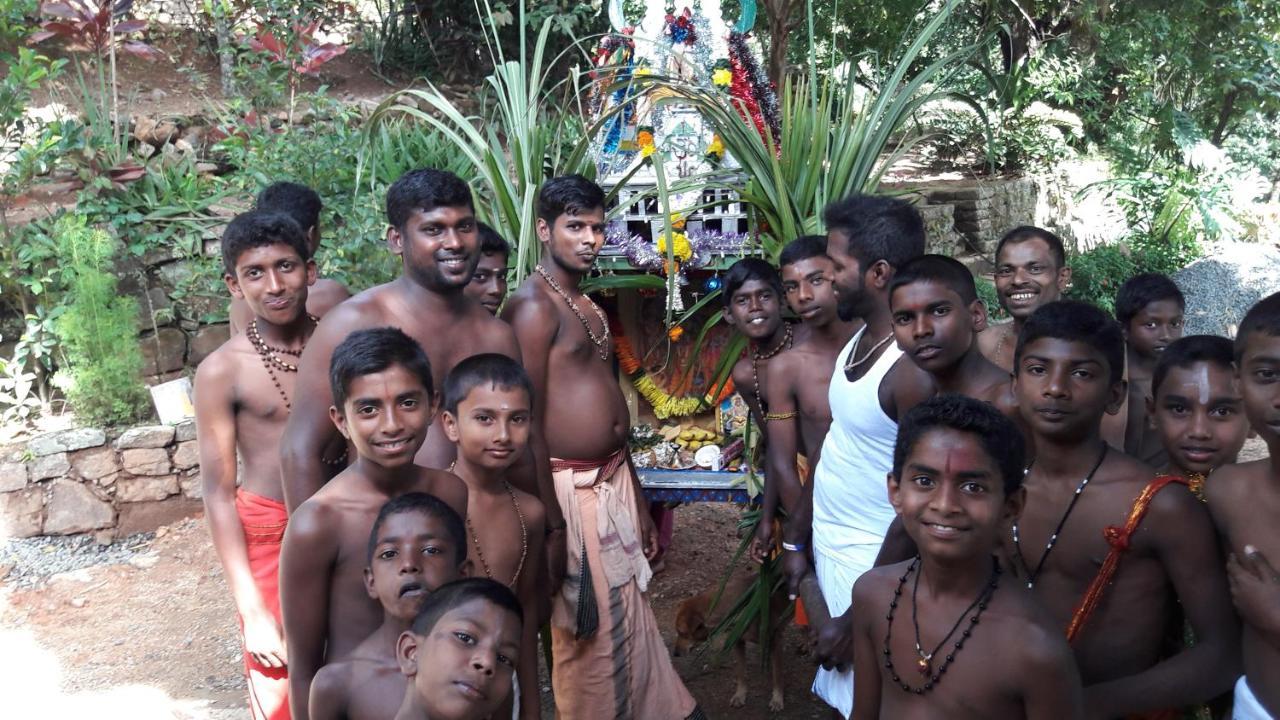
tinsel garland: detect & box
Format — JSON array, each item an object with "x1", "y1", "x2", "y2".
[
  {"x1": 726, "y1": 31, "x2": 780, "y2": 146},
  {"x1": 614, "y1": 325, "x2": 736, "y2": 419},
  {"x1": 607, "y1": 221, "x2": 750, "y2": 273}
]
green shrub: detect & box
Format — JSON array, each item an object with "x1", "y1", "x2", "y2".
[{"x1": 52, "y1": 216, "x2": 149, "y2": 425}]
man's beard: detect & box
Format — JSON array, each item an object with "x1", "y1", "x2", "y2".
[{"x1": 836, "y1": 289, "x2": 860, "y2": 322}]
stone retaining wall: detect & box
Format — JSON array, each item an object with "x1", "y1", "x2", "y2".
[
  {"x1": 892, "y1": 176, "x2": 1041, "y2": 261},
  {"x1": 0, "y1": 423, "x2": 203, "y2": 541}
]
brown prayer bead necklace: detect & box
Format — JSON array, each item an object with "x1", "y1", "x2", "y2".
[
  {"x1": 535, "y1": 264, "x2": 611, "y2": 361},
  {"x1": 450, "y1": 463, "x2": 529, "y2": 588},
  {"x1": 751, "y1": 321, "x2": 793, "y2": 420},
  {"x1": 246, "y1": 315, "x2": 317, "y2": 413},
  {"x1": 883, "y1": 555, "x2": 1000, "y2": 694}
]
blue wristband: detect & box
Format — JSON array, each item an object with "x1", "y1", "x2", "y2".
[{"x1": 782, "y1": 541, "x2": 806, "y2": 553}]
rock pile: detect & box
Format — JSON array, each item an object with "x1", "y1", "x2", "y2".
[{"x1": 1173, "y1": 242, "x2": 1280, "y2": 337}]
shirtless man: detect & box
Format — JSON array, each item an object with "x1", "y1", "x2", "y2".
[
  {"x1": 1205, "y1": 291, "x2": 1280, "y2": 718},
  {"x1": 722, "y1": 258, "x2": 791, "y2": 429},
  {"x1": 280, "y1": 168, "x2": 522, "y2": 511},
  {"x1": 197, "y1": 210, "x2": 319, "y2": 720},
  {"x1": 229, "y1": 182, "x2": 350, "y2": 335},
  {"x1": 502, "y1": 175, "x2": 699, "y2": 719},
  {"x1": 279, "y1": 328, "x2": 469, "y2": 720},
  {"x1": 851, "y1": 394, "x2": 1082, "y2": 720},
  {"x1": 1007, "y1": 300, "x2": 1239, "y2": 717},
  {"x1": 976, "y1": 225, "x2": 1071, "y2": 372},
  {"x1": 751, "y1": 236, "x2": 858, "y2": 561},
  {"x1": 781, "y1": 195, "x2": 934, "y2": 718}
]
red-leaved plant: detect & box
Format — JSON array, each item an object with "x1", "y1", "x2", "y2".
[
  {"x1": 246, "y1": 18, "x2": 346, "y2": 124},
  {"x1": 30, "y1": 0, "x2": 159, "y2": 59}
]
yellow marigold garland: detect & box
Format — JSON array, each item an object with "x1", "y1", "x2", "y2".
[{"x1": 614, "y1": 325, "x2": 735, "y2": 419}]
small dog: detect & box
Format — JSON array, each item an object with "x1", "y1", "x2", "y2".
[{"x1": 673, "y1": 573, "x2": 789, "y2": 712}]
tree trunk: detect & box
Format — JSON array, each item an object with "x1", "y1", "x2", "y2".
[
  {"x1": 1210, "y1": 88, "x2": 1240, "y2": 146},
  {"x1": 214, "y1": 4, "x2": 237, "y2": 97},
  {"x1": 764, "y1": 0, "x2": 796, "y2": 89}
]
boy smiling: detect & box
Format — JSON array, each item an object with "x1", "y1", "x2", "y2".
[
  {"x1": 851, "y1": 394, "x2": 1081, "y2": 719},
  {"x1": 280, "y1": 328, "x2": 468, "y2": 720}
]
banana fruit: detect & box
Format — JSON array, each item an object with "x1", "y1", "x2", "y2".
[{"x1": 661, "y1": 423, "x2": 725, "y2": 450}]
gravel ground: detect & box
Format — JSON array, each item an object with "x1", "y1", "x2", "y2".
[
  {"x1": 0, "y1": 530, "x2": 157, "y2": 589},
  {"x1": 1174, "y1": 241, "x2": 1280, "y2": 337}
]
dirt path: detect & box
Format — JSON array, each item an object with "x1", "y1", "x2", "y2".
[{"x1": 0, "y1": 503, "x2": 833, "y2": 719}]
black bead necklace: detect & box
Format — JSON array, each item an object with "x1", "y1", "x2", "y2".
[{"x1": 883, "y1": 555, "x2": 1000, "y2": 694}]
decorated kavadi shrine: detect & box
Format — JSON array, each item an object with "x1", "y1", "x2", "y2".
[{"x1": 586, "y1": 0, "x2": 780, "y2": 501}]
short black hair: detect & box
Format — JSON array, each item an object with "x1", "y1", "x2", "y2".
[
  {"x1": 1114, "y1": 273, "x2": 1186, "y2": 326},
  {"x1": 822, "y1": 195, "x2": 925, "y2": 271},
  {"x1": 367, "y1": 492, "x2": 466, "y2": 566},
  {"x1": 778, "y1": 235, "x2": 829, "y2": 269},
  {"x1": 1014, "y1": 300, "x2": 1125, "y2": 383},
  {"x1": 995, "y1": 226, "x2": 1067, "y2": 269},
  {"x1": 893, "y1": 393, "x2": 1027, "y2": 495},
  {"x1": 888, "y1": 254, "x2": 978, "y2": 305},
  {"x1": 722, "y1": 258, "x2": 783, "y2": 308},
  {"x1": 1152, "y1": 335, "x2": 1235, "y2": 398},
  {"x1": 329, "y1": 327, "x2": 434, "y2": 410},
  {"x1": 442, "y1": 353, "x2": 533, "y2": 415},
  {"x1": 256, "y1": 181, "x2": 322, "y2": 234},
  {"x1": 537, "y1": 174, "x2": 605, "y2": 224},
  {"x1": 386, "y1": 168, "x2": 474, "y2": 230},
  {"x1": 1234, "y1": 291, "x2": 1280, "y2": 363},
  {"x1": 221, "y1": 210, "x2": 311, "y2": 276},
  {"x1": 410, "y1": 577, "x2": 524, "y2": 636},
  {"x1": 477, "y1": 222, "x2": 511, "y2": 258}
]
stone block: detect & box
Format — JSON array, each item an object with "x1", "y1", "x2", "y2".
[
  {"x1": 44, "y1": 480, "x2": 114, "y2": 535},
  {"x1": 179, "y1": 472, "x2": 203, "y2": 500},
  {"x1": 121, "y1": 448, "x2": 171, "y2": 476},
  {"x1": 71, "y1": 447, "x2": 119, "y2": 480},
  {"x1": 140, "y1": 327, "x2": 188, "y2": 376},
  {"x1": 116, "y1": 496, "x2": 202, "y2": 536},
  {"x1": 0, "y1": 487, "x2": 43, "y2": 538},
  {"x1": 116, "y1": 425, "x2": 176, "y2": 449},
  {"x1": 116, "y1": 474, "x2": 179, "y2": 502},
  {"x1": 0, "y1": 461, "x2": 27, "y2": 492},
  {"x1": 172, "y1": 440, "x2": 199, "y2": 470},
  {"x1": 95, "y1": 472, "x2": 119, "y2": 488},
  {"x1": 29, "y1": 427, "x2": 107, "y2": 456},
  {"x1": 175, "y1": 419, "x2": 197, "y2": 442},
  {"x1": 188, "y1": 324, "x2": 230, "y2": 366},
  {"x1": 30, "y1": 452, "x2": 70, "y2": 481}
]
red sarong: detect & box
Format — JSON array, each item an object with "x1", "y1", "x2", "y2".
[{"x1": 235, "y1": 488, "x2": 290, "y2": 720}]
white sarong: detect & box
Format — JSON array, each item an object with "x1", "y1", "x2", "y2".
[
  {"x1": 1235, "y1": 675, "x2": 1275, "y2": 720},
  {"x1": 812, "y1": 544, "x2": 879, "y2": 719}
]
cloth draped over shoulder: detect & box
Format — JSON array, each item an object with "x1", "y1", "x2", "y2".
[{"x1": 550, "y1": 448, "x2": 652, "y2": 638}]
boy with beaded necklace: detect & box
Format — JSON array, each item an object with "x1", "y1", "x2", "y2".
[
  {"x1": 197, "y1": 210, "x2": 321, "y2": 720},
  {"x1": 440, "y1": 354, "x2": 546, "y2": 719},
  {"x1": 1006, "y1": 301, "x2": 1239, "y2": 717},
  {"x1": 851, "y1": 394, "x2": 1082, "y2": 719}
]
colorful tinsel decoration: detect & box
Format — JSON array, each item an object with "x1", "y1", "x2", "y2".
[
  {"x1": 664, "y1": 7, "x2": 697, "y2": 46},
  {"x1": 726, "y1": 31, "x2": 781, "y2": 147},
  {"x1": 615, "y1": 325, "x2": 735, "y2": 419},
  {"x1": 606, "y1": 221, "x2": 751, "y2": 276}
]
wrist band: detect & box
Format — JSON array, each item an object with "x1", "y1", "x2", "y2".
[{"x1": 782, "y1": 541, "x2": 806, "y2": 553}]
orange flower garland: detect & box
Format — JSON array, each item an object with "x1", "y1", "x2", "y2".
[{"x1": 615, "y1": 325, "x2": 735, "y2": 419}]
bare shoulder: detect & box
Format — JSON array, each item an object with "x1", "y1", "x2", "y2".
[
  {"x1": 976, "y1": 320, "x2": 1010, "y2": 352},
  {"x1": 512, "y1": 486, "x2": 545, "y2": 529},
  {"x1": 731, "y1": 355, "x2": 752, "y2": 386},
  {"x1": 999, "y1": 594, "x2": 1075, "y2": 675},
  {"x1": 310, "y1": 658, "x2": 355, "y2": 707},
  {"x1": 309, "y1": 277, "x2": 352, "y2": 315},
  {"x1": 474, "y1": 308, "x2": 520, "y2": 356},
  {"x1": 194, "y1": 336, "x2": 243, "y2": 387},
  {"x1": 288, "y1": 486, "x2": 344, "y2": 544},
  {"x1": 851, "y1": 562, "x2": 899, "y2": 611},
  {"x1": 1095, "y1": 448, "x2": 1156, "y2": 489},
  {"x1": 416, "y1": 467, "x2": 469, "y2": 516},
  {"x1": 1205, "y1": 459, "x2": 1268, "y2": 514},
  {"x1": 501, "y1": 281, "x2": 559, "y2": 337}
]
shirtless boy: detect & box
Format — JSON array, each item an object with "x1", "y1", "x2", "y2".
[
  {"x1": 309, "y1": 493, "x2": 469, "y2": 720},
  {"x1": 1008, "y1": 300, "x2": 1239, "y2": 717},
  {"x1": 440, "y1": 354, "x2": 546, "y2": 719},
  {"x1": 977, "y1": 225, "x2": 1071, "y2": 371},
  {"x1": 1147, "y1": 335, "x2": 1248, "y2": 488},
  {"x1": 781, "y1": 194, "x2": 933, "y2": 717},
  {"x1": 464, "y1": 222, "x2": 511, "y2": 315},
  {"x1": 722, "y1": 257, "x2": 792, "y2": 428},
  {"x1": 752, "y1": 236, "x2": 858, "y2": 560},
  {"x1": 1115, "y1": 273, "x2": 1186, "y2": 467},
  {"x1": 393, "y1": 578, "x2": 524, "y2": 720},
  {"x1": 1204, "y1": 291, "x2": 1280, "y2": 718},
  {"x1": 197, "y1": 210, "x2": 319, "y2": 720},
  {"x1": 502, "y1": 174, "x2": 699, "y2": 719},
  {"x1": 889, "y1": 254, "x2": 1013, "y2": 407},
  {"x1": 851, "y1": 394, "x2": 1082, "y2": 720},
  {"x1": 280, "y1": 327, "x2": 469, "y2": 720},
  {"x1": 230, "y1": 182, "x2": 350, "y2": 335},
  {"x1": 281, "y1": 168, "x2": 522, "y2": 511}
]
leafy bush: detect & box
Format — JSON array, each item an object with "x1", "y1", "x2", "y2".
[{"x1": 52, "y1": 217, "x2": 149, "y2": 425}]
